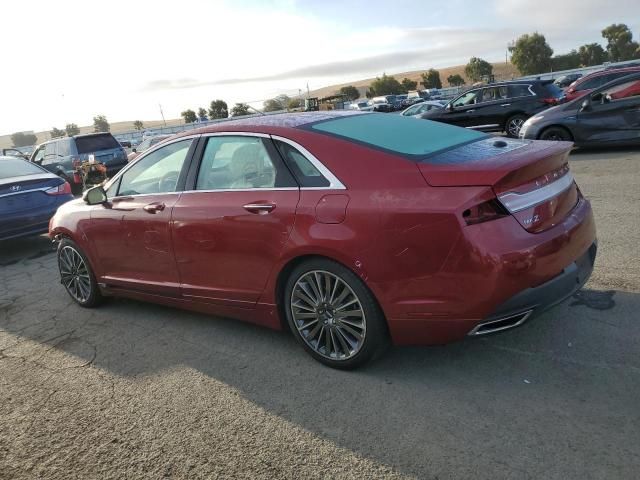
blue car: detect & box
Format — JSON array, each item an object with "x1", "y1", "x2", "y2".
[{"x1": 0, "y1": 156, "x2": 74, "y2": 241}]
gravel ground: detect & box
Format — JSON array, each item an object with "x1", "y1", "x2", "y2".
[{"x1": 1, "y1": 147, "x2": 639, "y2": 479}]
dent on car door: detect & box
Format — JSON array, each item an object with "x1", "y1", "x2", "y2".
[
  {"x1": 86, "y1": 138, "x2": 196, "y2": 295},
  {"x1": 171, "y1": 134, "x2": 301, "y2": 308}
]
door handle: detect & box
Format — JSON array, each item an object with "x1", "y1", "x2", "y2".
[
  {"x1": 500, "y1": 103, "x2": 511, "y2": 107},
  {"x1": 243, "y1": 203, "x2": 275, "y2": 214},
  {"x1": 143, "y1": 202, "x2": 165, "y2": 214}
]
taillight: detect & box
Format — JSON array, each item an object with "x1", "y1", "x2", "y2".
[
  {"x1": 45, "y1": 182, "x2": 72, "y2": 196},
  {"x1": 540, "y1": 97, "x2": 558, "y2": 105},
  {"x1": 462, "y1": 199, "x2": 509, "y2": 225}
]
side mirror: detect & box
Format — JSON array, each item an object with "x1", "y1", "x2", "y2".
[
  {"x1": 447, "y1": 103, "x2": 454, "y2": 111},
  {"x1": 83, "y1": 186, "x2": 108, "y2": 205},
  {"x1": 132, "y1": 148, "x2": 136, "y2": 153},
  {"x1": 580, "y1": 99, "x2": 591, "y2": 112}
]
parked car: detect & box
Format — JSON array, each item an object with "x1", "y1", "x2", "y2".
[
  {"x1": 127, "y1": 134, "x2": 172, "y2": 162},
  {"x1": 0, "y1": 156, "x2": 73, "y2": 241},
  {"x1": 371, "y1": 95, "x2": 396, "y2": 112},
  {"x1": 348, "y1": 99, "x2": 374, "y2": 111},
  {"x1": 50, "y1": 111, "x2": 596, "y2": 369},
  {"x1": 2, "y1": 148, "x2": 30, "y2": 160},
  {"x1": 420, "y1": 80, "x2": 565, "y2": 137},
  {"x1": 564, "y1": 66, "x2": 640, "y2": 101},
  {"x1": 30, "y1": 133, "x2": 128, "y2": 193},
  {"x1": 401, "y1": 96, "x2": 425, "y2": 107},
  {"x1": 400, "y1": 101, "x2": 446, "y2": 117},
  {"x1": 554, "y1": 73, "x2": 582, "y2": 88},
  {"x1": 520, "y1": 73, "x2": 640, "y2": 146}
]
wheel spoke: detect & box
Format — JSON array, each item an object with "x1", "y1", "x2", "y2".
[
  {"x1": 336, "y1": 326, "x2": 357, "y2": 351},
  {"x1": 334, "y1": 327, "x2": 351, "y2": 356},
  {"x1": 296, "y1": 318, "x2": 319, "y2": 331},
  {"x1": 338, "y1": 317, "x2": 365, "y2": 329},
  {"x1": 294, "y1": 289, "x2": 317, "y2": 309},
  {"x1": 306, "y1": 275, "x2": 322, "y2": 303},
  {"x1": 338, "y1": 323, "x2": 363, "y2": 341},
  {"x1": 298, "y1": 281, "x2": 319, "y2": 306}
]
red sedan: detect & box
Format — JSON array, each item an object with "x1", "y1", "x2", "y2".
[
  {"x1": 565, "y1": 66, "x2": 640, "y2": 101},
  {"x1": 50, "y1": 112, "x2": 597, "y2": 369}
]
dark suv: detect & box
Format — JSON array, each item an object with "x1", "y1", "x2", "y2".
[
  {"x1": 420, "y1": 80, "x2": 565, "y2": 137},
  {"x1": 31, "y1": 133, "x2": 127, "y2": 192}
]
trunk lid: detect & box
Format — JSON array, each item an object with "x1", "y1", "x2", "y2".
[
  {"x1": 0, "y1": 174, "x2": 64, "y2": 215},
  {"x1": 418, "y1": 138, "x2": 579, "y2": 233}
]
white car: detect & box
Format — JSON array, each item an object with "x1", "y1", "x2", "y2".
[
  {"x1": 349, "y1": 100, "x2": 374, "y2": 111},
  {"x1": 399, "y1": 101, "x2": 446, "y2": 117}
]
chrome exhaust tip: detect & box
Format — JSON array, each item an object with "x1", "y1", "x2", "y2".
[{"x1": 468, "y1": 310, "x2": 534, "y2": 336}]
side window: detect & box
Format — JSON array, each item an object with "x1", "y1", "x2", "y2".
[
  {"x1": 117, "y1": 139, "x2": 192, "y2": 196},
  {"x1": 58, "y1": 139, "x2": 70, "y2": 157},
  {"x1": 452, "y1": 90, "x2": 481, "y2": 107},
  {"x1": 579, "y1": 76, "x2": 607, "y2": 91},
  {"x1": 600, "y1": 79, "x2": 640, "y2": 101},
  {"x1": 195, "y1": 136, "x2": 294, "y2": 190},
  {"x1": 43, "y1": 142, "x2": 57, "y2": 165},
  {"x1": 274, "y1": 140, "x2": 330, "y2": 188},
  {"x1": 32, "y1": 146, "x2": 46, "y2": 164},
  {"x1": 481, "y1": 86, "x2": 508, "y2": 102},
  {"x1": 508, "y1": 84, "x2": 533, "y2": 98}
]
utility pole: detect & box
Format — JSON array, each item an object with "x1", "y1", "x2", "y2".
[{"x1": 159, "y1": 104, "x2": 166, "y2": 126}]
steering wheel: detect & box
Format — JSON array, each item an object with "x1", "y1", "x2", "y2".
[{"x1": 158, "y1": 171, "x2": 179, "y2": 193}]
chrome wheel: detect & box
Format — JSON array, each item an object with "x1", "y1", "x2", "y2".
[
  {"x1": 58, "y1": 245, "x2": 92, "y2": 303},
  {"x1": 507, "y1": 117, "x2": 525, "y2": 137},
  {"x1": 290, "y1": 270, "x2": 366, "y2": 361}
]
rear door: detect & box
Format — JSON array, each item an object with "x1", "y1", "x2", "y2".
[
  {"x1": 577, "y1": 78, "x2": 640, "y2": 144},
  {"x1": 171, "y1": 134, "x2": 300, "y2": 307},
  {"x1": 473, "y1": 85, "x2": 510, "y2": 129}
]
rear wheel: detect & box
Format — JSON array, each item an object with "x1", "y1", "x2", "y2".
[
  {"x1": 539, "y1": 126, "x2": 573, "y2": 142},
  {"x1": 284, "y1": 258, "x2": 388, "y2": 369},
  {"x1": 57, "y1": 238, "x2": 102, "y2": 307},
  {"x1": 505, "y1": 114, "x2": 528, "y2": 137}
]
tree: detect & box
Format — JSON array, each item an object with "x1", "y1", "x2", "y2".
[
  {"x1": 288, "y1": 98, "x2": 302, "y2": 109},
  {"x1": 93, "y1": 115, "x2": 110, "y2": 132},
  {"x1": 181, "y1": 109, "x2": 197, "y2": 123},
  {"x1": 208, "y1": 99, "x2": 229, "y2": 119},
  {"x1": 339, "y1": 85, "x2": 360, "y2": 101},
  {"x1": 552, "y1": 50, "x2": 581, "y2": 71},
  {"x1": 133, "y1": 120, "x2": 144, "y2": 131},
  {"x1": 231, "y1": 103, "x2": 250, "y2": 117},
  {"x1": 401, "y1": 78, "x2": 418, "y2": 92},
  {"x1": 65, "y1": 123, "x2": 80, "y2": 136},
  {"x1": 464, "y1": 57, "x2": 493, "y2": 82},
  {"x1": 368, "y1": 73, "x2": 403, "y2": 96},
  {"x1": 578, "y1": 43, "x2": 607, "y2": 66},
  {"x1": 509, "y1": 32, "x2": 553, "y2": 75},
  {"x1": 447, "y1": 74, "x2": 465, "y2": 87},
  {"x1": 421, "y1": 69, "x2": 442, "y2": 89},
  {"x1": 263, "y1": 94, "x2": 290, "y2": 112},
  {"x1": 10, "y1": 132, "x2": 37, "y2": 147},
  {"x1": 50, "y1": 127, "x2": 65, "y2": 138},
  {"x1": 601, "y1": 24, "x2": 640, "y2": 62},
  {"x1": 197, "y1": 108, "x2": 208, "y2": 120}
]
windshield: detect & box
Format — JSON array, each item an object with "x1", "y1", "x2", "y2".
[
  {"x1": 309, "y1": 113, "x2": 487, "y2": 160},
  {"x1": 0, "y1": 158, "x2": 45, "y2": 179}
]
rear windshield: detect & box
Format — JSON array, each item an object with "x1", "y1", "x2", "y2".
[
  {"x1": 0, "y1": 158, "x2": 45, "y2": 179},
  {"x1": 75, "y1": 134, "x2": 120, "y2": 154},
  {"x1": 543, "y1": 82, "x2": 565, "y2": 98},
  {"x1": 308, "y1": 113, "x2": 486, "y2": 159}
]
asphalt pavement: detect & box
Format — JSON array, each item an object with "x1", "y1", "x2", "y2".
[{"x1": 1, "y1": 147, "x2": 639, "y2": 479}]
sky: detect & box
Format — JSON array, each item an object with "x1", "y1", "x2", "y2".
[{"x1": 1, "y1": 0, "x2": 639, "y2": 135}]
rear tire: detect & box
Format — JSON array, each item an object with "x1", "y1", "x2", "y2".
[
  {"x1": 284, "y1": 258, "x2": 388, "y2": 369},
  {"x1": 505, "y1": 114, "x2": 528, "y2": 138},
  {"x1": 539, "y1": 126, "x2": 573, "y2": 142},
  {"x1": 57, "y1": 238, "x2": 103, "y2": 308}
]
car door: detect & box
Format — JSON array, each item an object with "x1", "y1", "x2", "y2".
[
  {"x1": 473, "y1": 86, "x2": 510, "y2": 130},
  {"x1": 577, "y1": 78, "x2": 640, "y2": 144},
  {"x1": 85, "y1": 137, "x2": 196, "y2": 296},
  {"x1": 440, "y1": 89, "x2": 483, "y2": 127},
  {"x1": 171, "y1": 133, "x2": 300, "y2": 307}
]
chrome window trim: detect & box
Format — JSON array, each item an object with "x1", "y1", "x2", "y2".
[
  {"x1": 270, "y1": 134, "x2": 346, "y2": 190},
  {"x1": 498, "y1": 172, "x2": 575, "y2": 213},
  {"x1": 181, "y1": 187, "x2": 299, "y2": 194},
  {"x1": 103, "y1": 134, "x2": 200, "y2": 192},
  {"x1": 0, "y1": 186, "x2": 51, "y2": 199},
  {"x1": 109, "y1": 191, "x2": 182, "y2": 201},
  {"x1": 201, "y1": 131, "x2": 270, "y2": 139}
]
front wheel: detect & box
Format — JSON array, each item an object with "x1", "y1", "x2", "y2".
[
  {"x1": 539, "y1": 126, "x2": 573, "y2": 142},
  {"x1": 284, "y1": 258, "x2": 389, "y2": 369},
  {"x1": 57, "y1": 238, "x2": 103, "y2": 308},
  {"x1": 505, "y1": 114, "x2": 528, "y2": 138}
]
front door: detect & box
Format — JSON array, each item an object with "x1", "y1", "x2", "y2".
[
  {"x1": 86, "y1": 138, "x2": 196, "y2": 296},
  {"x1": 443, "y1": 89, "x2": 483, "y2": 127},
  {"x1": 171, "y1": 134, "x2": 300, "y2": 307},
  {"x1": 577, "y1": 78, "x2": 640, "y2": 144}
]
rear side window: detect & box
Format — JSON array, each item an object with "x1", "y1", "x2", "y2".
[
  {"x1": 0, "y1": 158, "x2": 45, "y2": 178},
  {"x1": 274, "y1": 140, "x2": 330, "y2": 187},
  {"x1": 75, "y1": 134, "x2": 120, "y2": 154},
  {"x1": 508, "y1": 84, "x2": 534, "y2": 98}
]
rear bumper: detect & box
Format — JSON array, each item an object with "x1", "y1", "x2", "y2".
[
  {"x1": 468, "y1": 241, "x2": 596, "y2": 335},
  {"x1": 0, "y1": 196, "x2": 73, "y2": 241}
]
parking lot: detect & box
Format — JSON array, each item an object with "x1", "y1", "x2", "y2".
[{"x1": 1, "y1": 147, "x2": 639, "y2": 479}]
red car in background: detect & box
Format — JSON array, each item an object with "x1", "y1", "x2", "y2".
[
  {"x1": 49, "y1": 112, "x2": 597, "y2": 369},
  {"x1": 565, "y1": 66, "x2": 640, "y2": 101}
]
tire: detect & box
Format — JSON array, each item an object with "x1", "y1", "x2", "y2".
[
  {"x1": 505, "y1": 114, "x2": 528, "y2": 138},
  {"x1": 284, "y1": 258, "x2": 389, "y2": 369},
  {"x1": 539, "y1": 126, "x2": 573, "y2": 142},
  {"x1": 57, "y1": 238, "x2": 103, "y2": 308}
]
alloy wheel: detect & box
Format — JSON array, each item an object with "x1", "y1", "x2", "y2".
[
  {"x1": 508, "y1": 117, "x2": 525, "y2": 137},
  {"x1": 58, "y1": 245, "x2": 92, "y2": 303},
  {"x1": 290, "y1": 270, "x2": 366, "y2": 361}
]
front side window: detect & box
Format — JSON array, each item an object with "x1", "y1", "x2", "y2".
[
  {"x1": 43, "y1": 142, "x2": 57, "y2": 165},
  {"x1": 196, "y1": 136, "x2": 294, "y2": 190},
  {"x1": 117, "y1": 139, "x2": 192, "y2": 196},
  {"x1": 32, "y1": 146, "x2": 46, "y2": 163},
  {"x1": 274, "y1": 140, "x2": 329, "y2": 188},
  {"x1": 452, "y1": 90, "x2": 481, "y2": 107},
  {"x1": 598, "y1": 79, "x2": 640, "y2": 101}
]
